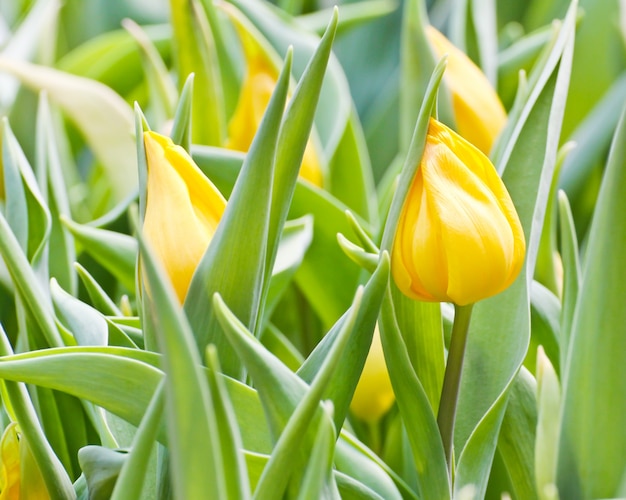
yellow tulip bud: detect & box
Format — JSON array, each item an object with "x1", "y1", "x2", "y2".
[
  {"x1": 426, "y1": 26, "x2": 507, "y2": 155},
  {"x1": 143, "y1": 131, "x2": 226, "y2": 303},
  {"x1": 350, "y1": 326, "x2": 395, "y2": 423},
  {"x1": 225, "y1": 27, "x2": 324, "y2": 187},
  {"x1": 391, "y1": 118, "x2": 525, "y2": 306}
]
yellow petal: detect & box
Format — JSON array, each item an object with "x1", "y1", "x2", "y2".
[
  {"x1": 392, "y1": 119, "x2": 525, "y2": 306},
  {"x1": 143, "y1": 131, "x2": 226, "y2": 302},
  {"x1": 350, "y1": 326, "x2": 395, "y2": 422},
  {"x1": 0, "y1": 423, "x2": 20, "y2": 500},
  {"x1": 426, "y1": 26, "x2": 507, "y2": 155}
]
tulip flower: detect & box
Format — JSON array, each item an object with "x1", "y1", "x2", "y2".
[
  {"x1": 225, "y1": 24, "x2": 324, "y2": 187},
  {"x1": 143, "y1": 131, "x2": 226, "y2": 303},
  {"x1": 0, "y1": 423, "x2": 48, "y2": 500},
  {"x1": 391, "y1": 118, "x2": 525, "y2": 307},
  {"x1": 350, "y1": 326, "x2": 395, "y2": 423},
  {"x1": 426, "y1": 26, "x2": 507, "y2": 155}
]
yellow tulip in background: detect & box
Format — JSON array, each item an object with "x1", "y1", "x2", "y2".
[
  {"x1": 391, "y1": 118, "x2": 525, "y2": 306},
  {"x1": 350, "y1": 326, "x2": 395, "y2": 423},
  {"x1": 225, "y1": 15, "x2": 325, "y2": 187},
  {"x1": 143, "y1": 131, "x2": 227, "y2": 302},
  {"x1": 426, "y1": 26, "x2": 507, "y2": 155}
]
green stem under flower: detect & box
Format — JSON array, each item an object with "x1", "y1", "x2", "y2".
[{"x1": 437, "y1": 303, "x2": 474, "y2": 476}]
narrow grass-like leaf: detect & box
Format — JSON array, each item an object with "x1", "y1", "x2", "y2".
[
  {"x1": 556, "y1": 105, "x2": 626, "y2": 499},
  {"x1": 497, "y1": 368, "x2": 538, "y2": 500},
  {"x1": 36, "y1": 93, "x2": 77, "y2": 294},
  {"x1": 122, "y1": 18, "x2": 177, "y2": 128},
  {"x1": 454, "y1": 3, "x2": 576, "y2": 495},
  {"x1": 169, "y1": 0, "x2": 225, "y2": 145},
  {"x1": 536, "y1": 347, "x2": 560, "y2": 500},
  {"x1": 297, "y1": 0, "x2": 397, "y2": 36},
  {"x1": 169, "y1": 74, "x2": 194, "y2": 152},
  {"x1": 110, "y1": 380, "x2": 164, "y2": 500},
  {"x1": 0, "y1": 212, "x2": 61, "y2": 347},
  {"x1": 296, "y1": 254, "x2": 389, "y2": 430},
  {"x1": 0, "y1": 57, "x2": 136, "y2": 203},
  {"x1": 132, "y1": 206, "x2": 226, "y2": 499},
  {"x1": 184, "y1": 49, "x2": 292, "y2": 378},
  {"x1": 219, "y1": 284, "x2": 360, "y2": 499},
  {"x1": 0, "y1": 326, "x2": 74, "y2": 499},
  {"x1": 296, "y1": 404, "x2": 336, "y2": 500},
  {"x1": 61, "y1": 217, "x2": 137, "y2": 293},
  {"x1": 378, "y1": 281, "x2": 449, "y2": 499},
  {"x1": 205, "y1": 346, "x2": 251, "y2": 500},
  {"x1": 74, "y1": 262, "x2": 122, "y2": 316},
  {"x1": 556, "y1": 191, "x2": 580, "y2": 376}
]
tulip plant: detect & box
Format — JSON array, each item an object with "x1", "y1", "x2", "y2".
[{"x1": 0, "y1": 0, "x2": 624, "y2": 498}]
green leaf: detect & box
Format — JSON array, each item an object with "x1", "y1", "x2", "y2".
[
  {"x1": 526, "y1": 281, "x2": 560, "y2": 375},
  {"x1": 110, "y1": 381, "x2": 164, "y2": 500},
  {"x1": 132, "y1": 206, "x2": 228, "y2": 500},
  {"x1": 556, "y1": 105, "x2": 626, "y2": 499},
  {"x1": 535, "y1": 347, "x2": 560, "y2": 500},
  {"x1": 556, "y1": 191, "x2": 580, "y2": 376},
  {"x1": 36, "y1": 93, "x2": 77, "y2": 294},
  {"x1": 0, "y1": 58, "x2": 136, "y2": 204},
  {"x1": 453, "y1": 2, "x2": 576, "y2": 495},
  {"x1": 205, "y1": 346, "x2": 251, "y2": 500},
  {"x1": 184, "y1": 49, "x2": 292, "y2": 378},
  {"x1": 169, "y1": 0, "x2": 225, "y2": 145},
  {"x1": 297, "y1": 254, "x2": 389, "y2": 431},
  {"x1": 61, "y1": 217, "x2": 137, "y2": 293},
  {"x1": 0, "y1": 326, "x2": 75, "y2": 499},
  {"x1": 50, "y1": 278, "x2": 108, "y2": 346},
  {"x1": 2, "y1": 116, "x2": 51, "y2": 267},
  {"x1": 74, "y1": 262, "x2": 122, "y2": 316},
  {"x1": 169, "y1": 74, "x2": 194, "y2": 152},
  {"x1": 78, "y1": 446, "x2": 127, "y2": 500},
  {"x1": 497, "y1": 368, "x2": 538, "y2": 500}
]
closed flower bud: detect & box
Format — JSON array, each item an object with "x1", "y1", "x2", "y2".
[
  {"x1": 426, "y1": 26, "x2": 507, "y2": 155},
  {"x1": 350, "y1": 326, "x2": 395, "y2": 423},
  {"x1": 226, "y1": 29, "x2": 324, "y2": 187},
  {"x1": 143, "y1": 131, "x2": 226, "y2": 303},
  {"x1": 392, "y1": 118, "x2": 525, "y2": 306}
]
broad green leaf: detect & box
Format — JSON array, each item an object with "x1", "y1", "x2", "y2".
[
  {"x1": 169, "y1": 0, "x2": 225, "y2": 145},
  {"x1": 0, "y1": 57, "x2": 136, "y2": 204},
  {"x1": 183, "y1": 50, "x2": 292, "y2": 378},
  {"x1": 133, "y1": 206, "x2": 227, "y2": 500},
  {"x1": 556, "y1": 105, "x2": 626, "y2": 499},
  {"x1": 78, "y1": 446, "x2": 126, "y2": 500},
  {"x1": 535, "y1": 348, "x2": 560, "y2": 500},
  {"x1": 497, "y1": 368, "x2": 538, "y2": 500},
  {"x1": 453, "y1": 1, "x2": 575, "y2": 492},
  {"x1": 61, "y1": 217, "x2": 137, "y2": 293},
  {"x1": 0, "y1": 326, "x2": 74, "y2": 499}
]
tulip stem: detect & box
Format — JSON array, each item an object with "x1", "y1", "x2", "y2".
[{"x1": 437, "y1": 302, "x2": 474, "y2": 476}]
